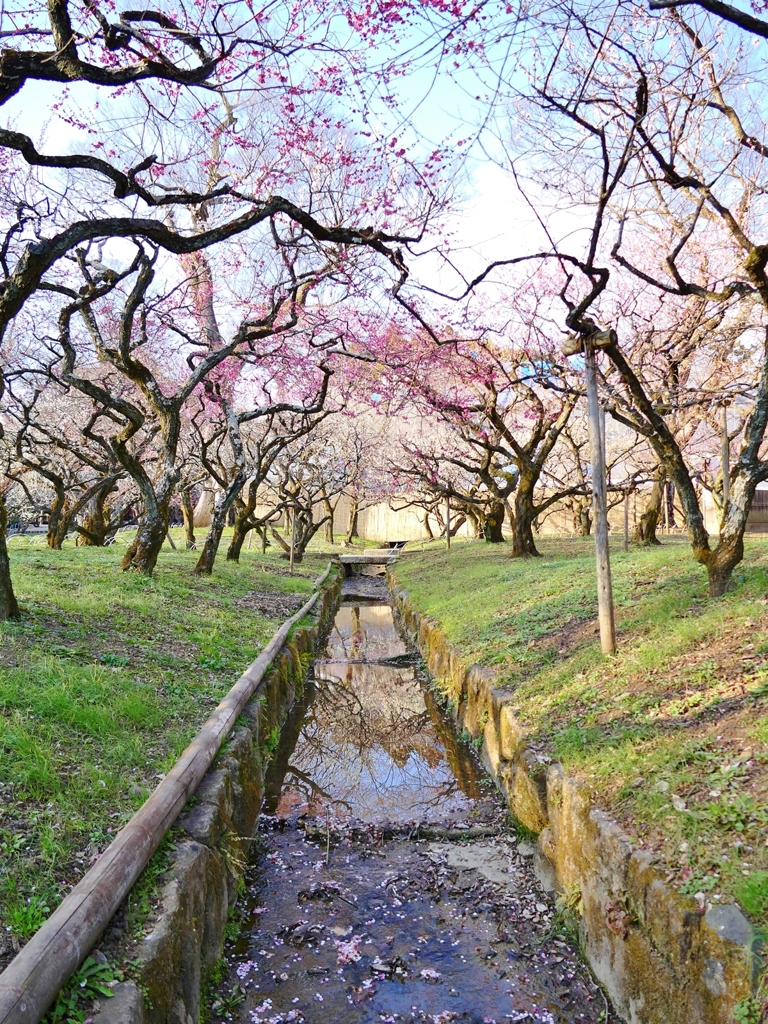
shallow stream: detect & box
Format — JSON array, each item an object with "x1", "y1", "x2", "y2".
[{"x1": 214, "y1": 577, "x2": 608, "y2": 1024}]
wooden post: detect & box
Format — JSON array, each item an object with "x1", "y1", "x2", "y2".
[
  {"x1": 665, "y1": 481, "x2": 671, "y2": 535},
  {"x1": 289, "y1": 507, "x2": 296, "y2": 574},
  {"x1": 623, "y1": 487, "x2": 630, "y2": 553},
  {"x1": 585, "y1": 341, "x2": 616, "y2": 655},
  {"x1": 721, "y1": 403, "x2": 730, "y2": 509},
  {"x1": 445, "y1": 493, "x2": 451, "y2": 551}
]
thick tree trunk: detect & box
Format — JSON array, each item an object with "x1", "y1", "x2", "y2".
[
  {"x1": 121, "y1": 503, "x2": 170, "y2": 574},
  {"x1": 484, "y1": 501, "x2": 506, "y2": 544},
  {"x1": 194, "y1": 472, "x2": 245, "y2": 575},
  {"x1": 271, "y1": 515, "x2": 324, "y2": 563},
  {"x1": 706, "y1": 473, "x2": 756, "y2": 596},
  {"x1": 227, "y1": 513, "x2": 250, "y2": 562},
  {"x1": 572, "y1": 500, "x2": 592, "y2": 537},
  {"x1": 79, "y1": 514, "x2": 106, "y2": 545},
  {"x1": 511, "y1": 517, "x2": 539, "y2": 556},
  {"x1": 77, "y1": 481, "x2": 117, "y2": 546},
  {"x1": 0, "y1": 495, "x2": 20, "y2": 620},
  {"x1": 707, "y1": 535, "x2": 743, "y2": 598},
  {"x1": 633, "y1": 472, "x2": 664, "y2": 546},
  {"x1": 49, "y1": 517, "x2": 70, "y2": 550},
  {"x1": 323, "y1": 498, "x2": 334, "y2": 544},
  {"x1": 181, "y1": 489, "x2": 196, "y2": 550},
  {"x1": 194, "y1": 514, "x2": 226, "y2": 575},
  {"x1": 422, "y1": 513, "x2": 434, "y2": 540},
  {"x1": 510, "y1": 483, "x2": 540, "y2": 557},
  {"x1": 345, "y1": 497, "x2": 359, "y2": 544},
  {"x1": 46, "y1": 487, "x2": 69, "y2": 549}
]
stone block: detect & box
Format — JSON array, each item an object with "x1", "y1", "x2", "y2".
[
  {"x1": 218, "y1": 727, "x2": 262, "y2": 840},
  {"x1": 534, "y1": 829, "x2": 557, "y2": 893},
  {"x1": 192, "y1": 768, "x2": 234, "y2": 818},
  {"x1": 509, "y1": 749, "x2": 548, "y2": 834},
  {"x1": 499, "y1": 705, "x2": 528, "y2": 761},
  {"x1": 139, "y1": 841, "x2": 208, "y2": 1024},
  {"x1": 91, "y1": 982, "x2": 144, "y2": 1024},
  {"x1": 702, "y1": 904, "x2": 760, "y2": 997},
  {"x1": 239, "y1": 695, "x2": 262, "y2": 736},
  {"x1": 179, "y1": 800, "x2": 228, "y2": 848},
  {"x1": 481, "y1": 719, "x2": 501, "y2": 776},
  {"x1": 200, "y1": 842, "x2": 229, "y2": 970}
]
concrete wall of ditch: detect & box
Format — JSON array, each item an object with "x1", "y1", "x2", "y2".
[
  {"x1": 390, "y1": 579, "x2": 761, "y2": 1024},
  {"x1": 90, "y1": 574, "x2": 341, "y2": 1024}
]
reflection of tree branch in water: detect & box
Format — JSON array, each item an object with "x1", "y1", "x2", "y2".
[
  {"x1": 262, "y1": 679, "x2": 316, "y2": 814},
  {"x1": 329, "y1": 605, "x2": 365, "y2": 660},
  {"x1": 422, "y1": 686, "x2": 484, "y2": 801},
  {"x1": 305, "y1": 679, "x2": 434, "y2": 766},
  {"x1": 268, "y1": 599, "x2": 488, "y2": 821},
  {"x1": 284, "y1": 764, "x2": 353, "y2": 812}
]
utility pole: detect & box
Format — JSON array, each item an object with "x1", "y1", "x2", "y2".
[
  {"x1": 623, "y1": 486, "x2": 630, "y2": 553},
  {"x1": 721, "y1": 402, "x2": 730, "y2": 509},
  {"x1": 289, "y1": 506, "x2": 296, "y2": 575},
  {"x1": 445, "y1": 493, "x2": 451, "y2": 551},
  {"x1": 584, "y1": 340, "x2": 616, "y2": 655},
  {"x1": 665, "y1": 482, "x2": 671, "y2": 535}
]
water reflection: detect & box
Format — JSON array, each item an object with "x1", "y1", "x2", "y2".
[{"x1": 263, "y1": 596, "x2": 487, "y2": 823}]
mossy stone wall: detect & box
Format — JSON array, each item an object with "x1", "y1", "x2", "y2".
[
  {"x1": 91, "y1": 574, "x2": 341, "y2": 1024},
  {"x1": 390, "y1": 580, "x2": 759, "y2": 1024}
]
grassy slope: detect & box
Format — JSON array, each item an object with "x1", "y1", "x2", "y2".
[
  {"x1": 0, "y1": 530, "x2": 326, "y2": 963},
  {"x1": 393, "y1": 536, "x2": 768, "y2": 928}
]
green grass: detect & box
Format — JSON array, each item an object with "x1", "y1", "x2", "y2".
[
  {"x1": 392, "y1": 535, "x2": 768, "y2": 927},
  {"x1": 0, "y1": 530, "x2": 322, "y2": 960}
]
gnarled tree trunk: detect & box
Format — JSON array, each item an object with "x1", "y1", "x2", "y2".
[
  {"x1": 181, "y1": 488, "x2": 196, "y2": 550},
  {"x1": 510, "y1": 476, "x2": 540, "y2": 557},
  {"x1": 77, "y1": 479, "x2": 119, "y2": 546},
  {"x1": 344, "y1": 496, "x2": 359, "y2": 545},
  {"x1": 227, "y1": 510, "x2": 251, "y2": 562},
  {"x1": 121, "y1": 499, "x2": 172, "y2": 574},
  {"x1": 271, "y1": 513, "x2": 325, "y2": 563},
  {"x1": 323, "y1": 497, "x2": 335, "y2": 544},
  {"x1": 0, "y1": 495, "x2": 20, "y2": 620},
  {"x1": 572, "y1": 499, "x2": 592, "y2": 537},
  {"x1": 706, "y1": 473, "x2": 758, "y2": 597},
  {"x1": 484, "y1": 500, "x2": 506, "y2": 543},
  {"x1": 633, "y1": 471, "x2": 664, "y2": 546},
  {"x1": 46, "y1": 484, "x2": 70, "y2": 549},
  {"x1": 194, "y1": 472, "x2": 245, "y2": 575}
]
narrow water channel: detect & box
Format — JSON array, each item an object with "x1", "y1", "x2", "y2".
[{"x1": 214, "y1": 577, "x2": 608, "y2": 1024}]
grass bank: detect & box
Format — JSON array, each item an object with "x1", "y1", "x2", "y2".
[
  {"x1": 392, "y1": 536, "x2": 768, "y2": 932},
  {"x1": 0, "y1": 530, "x2": 328, "y2": 971}
]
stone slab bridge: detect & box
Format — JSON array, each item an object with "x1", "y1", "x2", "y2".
[{"x1": 336, "y1": 545, "x2": 405, "y2": 577}]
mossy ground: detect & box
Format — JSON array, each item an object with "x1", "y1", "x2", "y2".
[
  {"x1": 0, "y1": 529, "x2": 330, "y2": 968},
  {"x1": 392, "y1": 535, "x2": 768, "y2": 931}
]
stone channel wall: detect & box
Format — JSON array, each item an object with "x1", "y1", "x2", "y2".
[
  {"x1": 390, "y1": 580, "x2": 760, "y2": 1024},
  {"x1": 92, "y1": 574, "x2": 342, "y2": 1024}
]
